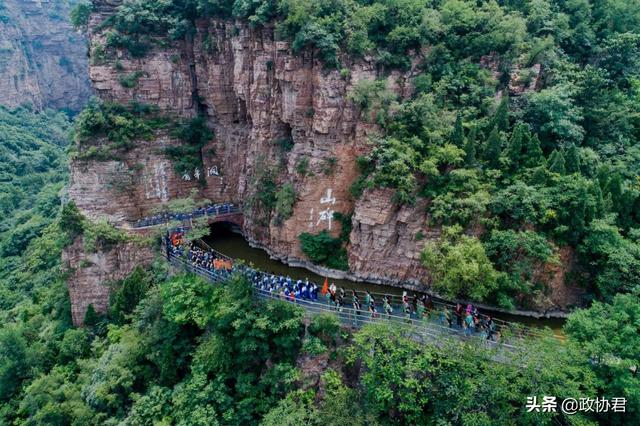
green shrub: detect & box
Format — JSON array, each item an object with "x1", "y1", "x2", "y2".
[
  {"x1": 299, "y1": 231, "x2": 349, "y2": 270},
  {"x1": 421, "y1": 226, "x2": 499, "y2": 301},
  {"x1": 348, "y1": 79, "x2": 398, "y2": 124},
  {"x1": 295, "y1": 156, "x2": 311, "y2": 176},
  {"x1": 308, "y1": 313, "x2": 340, "y2": 346},
  {"x1": 118, "y1": 71, "x2": 146, "y2": 88},
  {"x1": 164, "y1": 115, "x2": 213, "y2": 176},
  {"x1": 83, "y1": 219, "x2": 128, "y2": 253},
  {"x1": 332, "y1": 212, "x2": 352, "y2": 242},
  {"x1": 246, "y1": 164, "x2": 278, "y2": 226},
  {"x1": 274, "y1": 137, "x2": 294, "y2": 152},
  {"x1": 301, "y1": 336, "x2": 327, "y2": 356},
  {"x1": 70, "y1": 1, "x2": 93, "y2": 29},
  {"x1": 322, "y1": 157, "x2": 338, "y2": 176},
  {"x1": 274, "y1": 183, "x2": 296, "y2": 224},
  {"x1": 59, "y1": 201, "x2": 85, "y2": 243},
  {"x1": 74, "y1": 99, "x2": 162, "y2": 159}
]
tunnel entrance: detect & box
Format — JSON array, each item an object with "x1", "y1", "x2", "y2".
[{"x1": 208, "y1": 220, "x2": 242, "y2": 237}]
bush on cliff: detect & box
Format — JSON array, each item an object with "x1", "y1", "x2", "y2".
[
  {"x1": 274, "y1": 182, "x2": 296, "y2": 225},
  {"x1": 164, "y1": 115, "x2": 213, "y2": 177},
  {"x1": 73, "y1": 99, "x2": 165, "y2": 160},
  {"x1": 299, "y1": 230, "x2": 349, "y2": 270},
  {"x1": 70, "y1": 1, "x2": 93, "y2": 30}
]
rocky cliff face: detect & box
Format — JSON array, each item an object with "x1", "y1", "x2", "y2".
[
  {"x1": 0, "y1": 0, "x2": 91, "y2": 111},
  {"x1": 65, "y1": 2, "x2": 576, "y2": 324}
]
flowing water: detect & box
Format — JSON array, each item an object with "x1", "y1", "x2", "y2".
[{"x1": 202, "y1": 223, "x2": 566, "y2": 336}]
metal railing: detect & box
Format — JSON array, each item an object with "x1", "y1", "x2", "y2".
[
  {"x1": 193, "y1": 238, "x2": 553, "y2": 342},
  {"x1": 131, "y1": 203, "x2": 241, "y2": 228},
  {"x1": 147, "y1": 210, "x2": 561, "y2": 343},
  {"x1": 165, "y1": 249, "x2": 522, "y2": 351}
]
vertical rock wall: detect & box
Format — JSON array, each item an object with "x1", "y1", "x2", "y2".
[{"x1": 0, "y1": 0, "x2": 91, "y2": 111}]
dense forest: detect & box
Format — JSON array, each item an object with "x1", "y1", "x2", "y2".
[
  {"x1": 0, "y1": 108, "x2": 637, "y2": 423},
  {"x1": 0, "y1": 0, "x2": 638, "y2": 424}
]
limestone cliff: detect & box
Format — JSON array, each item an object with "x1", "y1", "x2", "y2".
[
  {"x1": 0, "y1": 0, "x2": 91, "y2": 111},
  {"x1": 65, "y1": 2, "x2": 577, "y2": 324}
]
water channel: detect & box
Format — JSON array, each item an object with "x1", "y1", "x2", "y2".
[{"x1": 202, "y1": 223, "x2": 566, "y2": 337}]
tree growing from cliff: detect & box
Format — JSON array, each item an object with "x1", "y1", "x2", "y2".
[
  {"x1": 274, "y1": 183, "x2": 296, "y2": 225},
  {"x1": 421, "y1": 225, "x2": 499, "y2": 301},
  {"x1": 166, "y1": 116, "x2": 213, "y2": 177},
  {"x1": 70, "y1": 1, "x2": 93, "y2": 30},
  {"x1": 59, "y1": 201, "x2": 85, "y2": 243}
]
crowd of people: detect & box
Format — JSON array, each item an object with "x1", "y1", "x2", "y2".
[
  {"x1": 165, "y1": 232, "x2": 501, "y2": 342},
  {"x1": 133, "y1": 203, "x2": 238, "y2": 228}
]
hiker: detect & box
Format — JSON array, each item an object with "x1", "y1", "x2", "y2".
[
  {"x1": 464, "y1": 311, "x2": 474, "y2": 336},
  {"x1": 454, "y1": 303, "x2": 464, "y2": 328},
  {"x1": 486, "y1": 316, "x2": 496, "y2": 341},
  {"x1": 369, "y1": 302, "x2": 378, "y2": 319},
  {"x1": 364, "y1": 290, "x2": 372, "y2": 311},
  {"x1": 383, "y1": 296, "x2": 393, "y2": 318},
  {"x1": 403, "y1": 300, "x2": 411, "y2": 323},
  {"x1": 416, "y1": 299, "x2": 425, "y2": 321}
]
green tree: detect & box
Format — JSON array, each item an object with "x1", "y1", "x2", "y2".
[
  {"x1": 484, "y1": 126, "x2": 503, "y2": 169},
  {"x1": 491, "y1": 95, "x2": 509, "y2": 131},
  {"x1": 160, "y1": 274, "x2": 216, "y2": 328},
  {"x1": 506, "y1": 122, "x2": 526, "y2": 169},
  {"x1": 57, "y1": 329, "x2": 90, "y2": 364},
  {"x1": 299, "y1": 231, "x2": 348, "y2": 270},
  {"x1": 59, "y1": 201, "x2": 85, "y2": 242},
  {"x1": 565, "y1": 292, "x2": 640, "y2": 422},
  {"x1": 524, "y1": 85, "x2": 584, "y2": 149},
  {"x1": 261, "y1": 390, "x2": 318, "y2": 426},
  {"x1": 522, "y1": 133, "x2": 545, "y2": 168},
  {"x1": 548, "y1": 149, "x2": 566, "y2": 175},
  {"x1": 578, "y1": 218, "x2": 640, "y2": 298},
  {"x1": 70, "y1": 1, "x2": 93, "y2": 30},
  {"x1": 421, "y1": 226, "x2": 499, "y2": 301},
  {"x1": 347, "y1": 324, "x2": 595, "y2": 425},
  {"x1": 83, "y1": 304, "x2": 100, "y2": 327},
  {"x1": 464, "y1": 125, "x2": 477, "y2": 165},
  {"x1": 565, "y1": 143, "x2": 581, "y2": 174},
  {"x1": 0, "y1": 326, "x2": 29, "y2": 400},
  {"x1": 274, "y1": 183, "x2": 296, "y2": 224},
  {"x1": 110, "y1": 266, "x2": 154, "y2": 324},
  {"x1": 451, "y1": 113, "x2": 464, "y2": 147}
]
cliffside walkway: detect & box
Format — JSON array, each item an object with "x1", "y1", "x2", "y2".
[
  {"x1": 130, "y1": 204, "x2": 558, "y2": 350},
  {"x1": 129, "y1": 203, "x2": 242, "y2": 229},
  {"x1": 163, "y1": 240, "x2": 557, "y2": 354}
]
